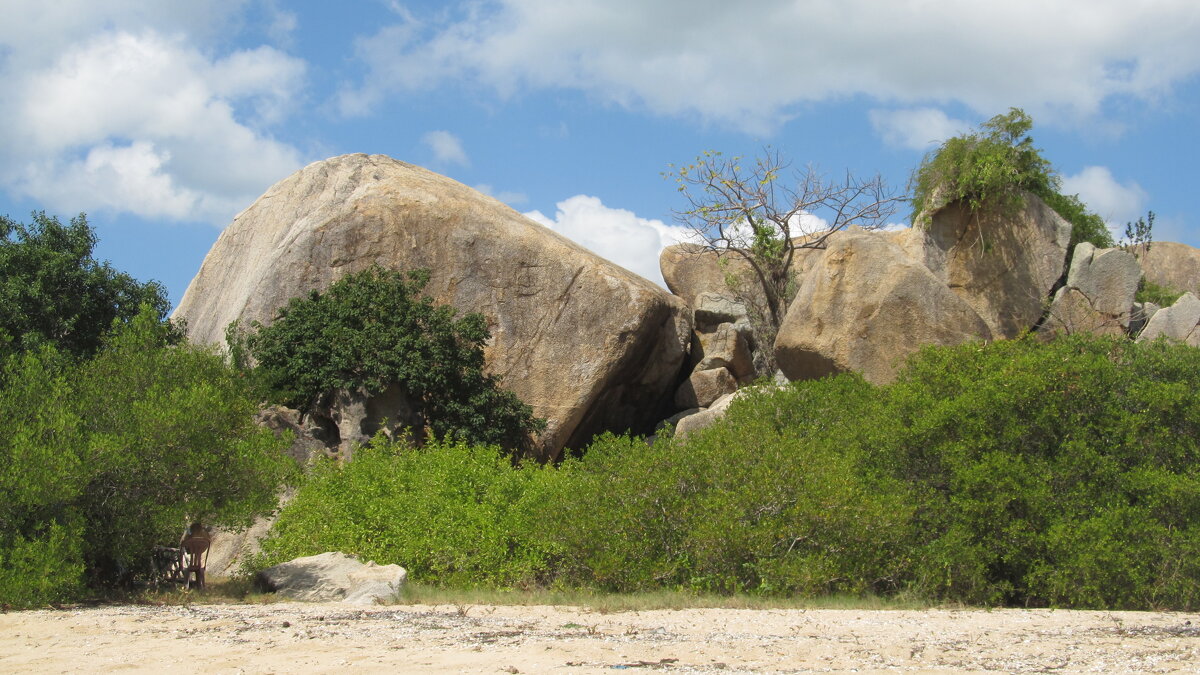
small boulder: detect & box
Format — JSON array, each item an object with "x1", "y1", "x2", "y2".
[
  {"x1": 674, "y1": 390, "x2": 742, "y2": 438},
  {"x1": 692, "y1": 322, "x2": 754, "y2": 382},
  {"x1": 1137, "y1": 292, "x2": 1200, "y2": 345},
  {"x1": 256, "y1": 552, "x2": 407, "y2": 604},
  {"x1": 1040, "y1": 243, "x2": 1141, "y2": 337},
  {"x1": 675, "y1": 367, "x2": 738, "y2": 409},
  {"x1": 1135, "y1": 241, "x2": 1200, "y2": 297}
]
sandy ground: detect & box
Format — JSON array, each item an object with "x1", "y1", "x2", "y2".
[{"x1": 2, "y1": 601, "x2": 1199, "y2": 673}]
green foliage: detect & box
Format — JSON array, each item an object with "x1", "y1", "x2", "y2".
[
  {"x1": 909, "y1": 109, "x2": 1114, "y2": 249},
  {"x1": 254, "y1": 436, "x2": 551, "y2": 587},
  {"x1": 245, "y1": 266, "x2": 543, "y2": 449},
  {"x1": 0, "y1": 307, "x2": 292, "y2": 602},
  {"x1": 1121, "y1": 210, "x2": 1155, "y2": 259},
  {"x1": 0, "y1": 212, "x2": 171, "y2": 360},
  {"x1": 255, "y1": 334, "x2": 1200, "y2": 610},
  {"x1": 1136, "y1": 278, "x2": 1184, "y2": 307},
  {"x1": 882, "y1": 336, "x2": 1200, "y2": 608}
]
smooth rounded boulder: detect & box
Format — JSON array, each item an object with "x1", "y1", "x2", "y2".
[{"x1": 174, "y1": 154, "x2": 691, "y2": 459}]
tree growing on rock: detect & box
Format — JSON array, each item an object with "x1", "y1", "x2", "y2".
[
  {"x1": 666, "y1": 150, "x2": 902, "y2": 372},
  {"x1": 243, "y1": 266, "x2": 545, "y2": 452},
  {"x1": 909, "y1": 108, "x2": 1114, "y2": 250}
]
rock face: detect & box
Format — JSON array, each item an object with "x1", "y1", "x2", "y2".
[
  {"x1": 774, "y1": 227, "x2": 993, "y2": 385},
  {"x1": 1041, "y1": 243, "x2": 1141, "y2": 337},
  {"x1": 256, "y1": 552, "x2": 406, "y2": 604},
  {"x1": 1137, "y1": 292, "x2": 1200, "y2": 345},
  {"x1": 674, "y1": 367, "x2": 738, "y2": 409},
  {"x1": 173, "y1": 154, "x2": 691, "y2": 459},
  {"x1": 1136, "y1": 242, "x2": 1200, "y2": 296},
  {"x1": 914, "y1": 194, "x2": 1072, "y2": 338}
]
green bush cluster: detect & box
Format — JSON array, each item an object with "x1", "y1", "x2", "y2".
[
  {"x1": 253, "y1": 436, "x2": 551, "y2": 587},
  {"x1": 242, "y1": 266, "x2": 544, "y2": 450},
  {"x1": 258, "y1": 334, "x2": 1200, "y2": 609},
  {"x1": 0, "y1": 310, "x2": 291, "y2": 607},
  {"x1": 1136, "y1": 278, "x2": 1185, "y2": 307},
  {"x1": 910, "y1": 109, "x2": 1115, "y2": 249}
]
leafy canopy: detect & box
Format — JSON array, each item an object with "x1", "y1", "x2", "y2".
[
  {"x1": 910, "y1": 108, "x2": 1114, "y2": 249},
  {"x1": 245, "y1": 266, "x2": 544, "y2": 449},
  {"x1": 0, "y1": 212, "x2": 170, "y2": 359}
]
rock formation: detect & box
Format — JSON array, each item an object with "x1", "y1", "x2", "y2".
[
  {"x1": 1040, "y1": 243, "x2": 1141, "y2": 337},
  {"x1": 174, "y1": 154, "x2": 691, "y2": 460},
  {"x1": 912, "y1": 193, "x2": 1072, "y2": 338},
  {"x1": 1137, "y1": 292, "x2": 1200, "y2": 345},
  {"x1": 774, "y1": 227, "x2": 993, "y2": 385},
  {"x1": 256, "y1": 552, "x2": 406, "y2": 604},
  {"x1": 1135, "y1": 241, "x2": 1200, "y2": 296}
]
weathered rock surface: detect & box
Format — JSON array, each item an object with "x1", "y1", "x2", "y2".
[
  {"x1": 1137, "y1": 292, "x2": 1200, "y2": 345},
  {"x1": 914, "y1": 193, "x2": 1072, "y2": 338},
  {"x1": 674, "y1": 390, "x2": 742, "y2": 438},
  {"x1": 255, "y1": 406, "x2": 329, "y2": 464},
  {"x1": 659, "y1": 244, "x2": 743, "y2": 312},
  {"x1": 1135, "y1": 241, "x2": 1200, "y2": 296},
  {"x1": 1041, "y1": 243, "x2": 1141, "y2": 337},
  {"x1": 674, "y1": 367, "x2": 738, "y2": 409},
  {"x1": 256, "y1": 552, "x2": 406, "y2": 604},
  {"x1": 692, "y1": 322, "x2": 754, "y2": 382},
  {"x1": 173, "y1": 154, "x2": 691, "y2": 459},
  {"x1": 774, "y1": 227, "x2": 993, "y2": 385}
]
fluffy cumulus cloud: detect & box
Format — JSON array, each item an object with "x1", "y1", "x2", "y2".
[
  {"x1": 524, "y1": 195, "x2": 690, "y2": 287},
  {"x1": 421, "y1": 130, "x2": 471, "y2": 167},
  {"x1": 869, "y1": 108, "x2": 972, "y2": 151},
  {"x1": 0, "y1": 2, "x2": 306, "y2": 224},
  {"x1": 339, "y1": 1, "x2": 1200, "y2": 133},
  {"x1": 1061, "y1": 166, "x2": 1149, "y2": 236}
]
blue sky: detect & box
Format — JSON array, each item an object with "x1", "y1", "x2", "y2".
[{"x1": 2, "y1": 0, "x2": 1198, "y2": 309}]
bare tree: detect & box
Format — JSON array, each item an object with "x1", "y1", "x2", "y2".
[{"x1": 667, "y1": 149, "x2": 903, "y2": 372}]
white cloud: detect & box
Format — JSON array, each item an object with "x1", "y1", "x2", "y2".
[
  {"x1": 421, "y1": 130, "x2": 470, "y2": 167},
  {"x1": 1061, "y1": 166, "x2": 1148, "y2": 235},
  {"x1": 338, "y1": 1, "x2": 1200, "y2": 132},
  {"x1": 869, "y1": 108, "x2": 972, "y2": 151},
  {"x1": 524, "y1": 195, "x2": 690, "y2": 287},
  {"x1": 0, "y1": 5, "x2": 306, "y2": 225}
]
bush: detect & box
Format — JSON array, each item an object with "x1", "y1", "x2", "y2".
[
  {"x1": 910, "y1": 108, "x2": 1114, "y2": 249},
  {"x1": 0, "y1": 308, "x2": 292, "y2": 601},
  {"x1": 1137, "y1": 278, "x2": 1184, "y2": 307},
  {"x1": 245, "y1": 266, "x2": 543, "y2": 450},
  {"x1": 254, "y1": 436, "x2": 552, "y2": 588}
]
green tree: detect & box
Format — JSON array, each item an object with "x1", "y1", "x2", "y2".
[
  {"x1": 0, "y1": 212, "x2": 171, "y2": 359},
  {"x1": 0, "y1": 307, "x2": 292, "y2": 600},
  {"x1": 909, "y1": 108, "x2": 1115, "y2": 249},
  {"x1": 245, "y1": 266, "x2": 544, "y2": 450},
  {"x1": 667, "y1": 150, "x2": 902, "y2": 373}
]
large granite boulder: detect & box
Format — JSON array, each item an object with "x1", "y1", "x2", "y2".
[
  {"x1": 1040, "y1": 243, "x2": 1141, "y2": 337},
  {"x1": 174, "y1": 154, "x2": 691, "y2": 459},
  {"x1": 774, "y1": 227, "x2": 993, "y2": 385},
  {"x1": 1135, "y1": 241, "x2": 1200, "y2": 296},
  {"x1": 912, "y1": 193, "x2": 1072, "y2": 338},
  {"x1": 256, "y1": 552, "x2": 406, "y2": 604},
  {"x1": 1137, "y1": 292, "x2": 1200, "y2": 345}
]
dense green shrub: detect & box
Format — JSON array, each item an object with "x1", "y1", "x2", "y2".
[
  {"x1": 882, "y1": 336, "x2": 1200, "y2": 608},
  {"x1": 254, "y1": 436, "x2": 552, "y2": 587},
  {"x1": 1137, "y1": 278, "x2": 1184, "y2": 307},
  {"x1": 0, "y1": 212, "x2": 171, "y2": 360},
  {"x1": 0, "y1": 308, "x2": 291, "y2": 603},
  {"x1": 256, "y1": 334, "x2": 1200, "y2": 609},
  {"x1": 910, "y1": 109, "x2": 1114, "y2": 249},
  {"x1": 245, "y1": 266, "x2": 543, "y2": 450}
]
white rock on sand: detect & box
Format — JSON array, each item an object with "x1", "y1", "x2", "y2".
[{"x1": 2, "y1": 602, "x2": 1199, "y2": 673}]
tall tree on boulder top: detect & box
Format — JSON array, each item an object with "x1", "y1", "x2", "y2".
[
  {"x1": 0, "y1": 212, "x2": 171, "y2": 359},
  {"x1": 666, "y1": 150, "x2": 902, "y2": 373}
]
